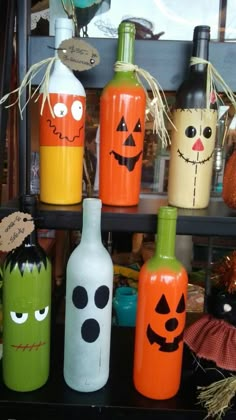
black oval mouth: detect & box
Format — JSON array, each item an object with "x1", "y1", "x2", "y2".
[
  {"x1": 177, "y1": 148, "x2": 214, "y2": 165},
  {"x1": 81, "y1": 318, "x2": 100, "y2": 343}
]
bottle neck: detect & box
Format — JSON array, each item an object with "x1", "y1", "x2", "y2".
[
  {"x1": 190, "y1": 35, "x2": 209, "y2": 74},
  {"x1": 155, "y1": 217, "x2": 176, "y2": 258},
  {"x1": 24, "y1": 230, "x2": 38, "y2": 247},
  {"x1": 117, "y1": 30, "x2": 135, "y2": 64},
  {"x1": 54, "y1": 24, "x2": 73, "y2": 74},
  {"x1": 80, "y1": 199, "x2": 102, "y2": 245}
]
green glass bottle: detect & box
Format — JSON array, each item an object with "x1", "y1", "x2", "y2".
[
  {"x1": 2, "y1": 194, "x2": 51, "y2": 391},
  {"x1": 133, "y1": 206, "x2": 188, "y2": 399},
  {"x1": 99, "y1": 21, "x2": 146, "y2": 206}
]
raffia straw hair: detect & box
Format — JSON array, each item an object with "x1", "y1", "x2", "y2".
[
  {"x1": 197, "y1": 375, "x2": 236, "y2": 420},
  {"x1": 0, "y1": 56, "x2": 57, "y2": 119},
  {"x1": 114, "y1": 61, "x2": 173, "y2": 148},
  {"x1": 190, "y1": 57, "x2": 236, "y2": 111}
]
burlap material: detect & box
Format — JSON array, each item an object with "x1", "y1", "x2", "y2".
[{"x1": 184, "y1": 314, "x2": 236, "y2": 371}]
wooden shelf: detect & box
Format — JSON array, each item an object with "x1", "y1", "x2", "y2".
[{"x1": 1, "y1": 196, "x2": 236, "y2": 236}]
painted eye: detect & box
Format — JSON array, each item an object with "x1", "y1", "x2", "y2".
[
  {"x1": 203, "y1": 126, "x2": 212, "y2": 139},
  {"x1": 53, "y1": 102, "x2": 68, "y2": 118},
  {"x1": 155, "y1": 294, "x2": 170, "y2": 314},
  {"x1": 10, "y1": 311, "x2": 28, "y2": 324},
  {"x1": 94, "y1": 285, "x2": 110, "y2": 309},
  {"x1": 185, "y1": 126, "x2": 197, "y2": 138},
  {"x1": 72, "y1": 285, "x2": 88, "y2": 309},
  {"x1": 133, "y1": 118, "x2": 142, "y2": 132},
  {"x1": 71, "y1": 100, "x2": 83, "y2": 121},
  {"x1": 35, "y1": 306, "x2": 49, "y2": 321},
  {"x1": 223, "y1": 303, "x2": 232, "y2": 313},
  {"x1": 117, "y1": 116, "x2": 128, "y2": 131}
]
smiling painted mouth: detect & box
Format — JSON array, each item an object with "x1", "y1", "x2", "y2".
[
  {"x1": 146, "y1": 324, "x2": 183, "y2": 352},
  {"x1": 11, "y1": 341, "x2": 46, "y2": 351},
  {"x1": 46, "y1": 119, "x2": 84, "y2": 143},
  {"x1": 177, "y1": 148, "x2": 214, "y2": 164},
  {"x1": 110, "y1": 150, "x2": 143, "y2": 171}
]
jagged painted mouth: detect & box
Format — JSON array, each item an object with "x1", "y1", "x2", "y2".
[
  {"x1": 47, "y1": 119, "x2": 84, "y2": 143},
  {"x1": 177, "y1": 148, "x2": 214, "y2": 165},
  {"x1": 110, "y1": 150, "x2": 143, "y2": 171},
  {"x1": 11, "y1": 341, "x2": 46, "y2": 351}
]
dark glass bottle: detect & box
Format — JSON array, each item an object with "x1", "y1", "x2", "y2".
[
  {"x1": 168, "y1": 26, "x2": 218, "y2": 209},
  {"x1": 99, "y1": 22, "x2": 146, "y2": 206},
  {"x1": 133, "y1": 206, "x2": 188, "y2": 399},
  {"x1": 2, "y1": 194, "x2": 51, "y2": 391}
]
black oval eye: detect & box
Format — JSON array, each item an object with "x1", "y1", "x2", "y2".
[
  {"x1": 72, "y1": 286, "x2": 88, "y2": 309},
  {"x1": 203, "y1": 126, "x2": 212, "y2": 138},
  {"x1": 94, "y1": 285, "x2": 110, "y2": 309},
  {"x1": 185, "y1": 126, "x2": 197, "y2": 138},
  {"x1": 90, "y1": 58, "x2": 95, "y2": 65},
  {"x1": 155, "y1": 294, "x2": 170, "y2": 314}
]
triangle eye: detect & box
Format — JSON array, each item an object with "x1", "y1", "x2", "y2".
[
  {"x1": 116, "y1": 116, "x2": 128, "y2": 131},
  {"x1": 155, "y1": 294, "x2": 170, "y2": 314},
  {"x1": 176, "y1": 294, "x2": 185, "y2": 313},
  {"x1": 133, "y1": 118, "x2": 142, "y2": 132}
]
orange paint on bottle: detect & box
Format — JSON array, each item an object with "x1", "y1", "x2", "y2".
[
  {"x1": 100, "y1": 84, "x2": 145, "y2": 206},
  {"x1": 133, "y1": 206, "x2": 188, "y2": 400}
]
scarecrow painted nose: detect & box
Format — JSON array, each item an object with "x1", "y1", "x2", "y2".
[{"x1": 192, "y1": 138, "x2": 204, "y2": 151}]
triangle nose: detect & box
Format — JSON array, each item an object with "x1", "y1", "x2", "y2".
[
  {"x1": 192, "y1": 138, "x2": 204, "y2": 151},
  {"x1": 123, "y1": 134, "x2": 136, "y2": 146}
]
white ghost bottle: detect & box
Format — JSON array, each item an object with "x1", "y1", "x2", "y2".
[
  {"x1": 168, "y1": 25, "x2": 218, "y2": 209},
  {"x1": 63, "y1": 198, "x2": 113, "y2": 392}
]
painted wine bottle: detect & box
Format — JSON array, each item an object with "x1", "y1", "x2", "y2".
[
  {"x1": 168, "y1": 25, "x2": 218, "y2": 209},
  {"x1": 133, "y1": 206, "x2": 188, "y2": 399},
  {"x1": 2, "y1": 194, "x2": 51, "y2": 391},
  {"x1": 64, "y1": 198, "x2": 113, "y2": 392},
  {"x1": 39, "y1": 17, "x2": 86, "y2": 204},
  {"x1": 99, "y1": 21, "x2": 146, "y2": 206}
]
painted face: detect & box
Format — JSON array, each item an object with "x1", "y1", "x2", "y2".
[
  {"x1": 147, "y1": 293, "x2": 186, "y2": 352},
  {"x1": 168, "y1": 108, "x2": 217, "y2": 208},
  {"x1": 71, "y1": 284, "x2": 110, "y2": 343},
  {"x1": 3, "y1": 250, "x2": 51, "y2": 391},
  {"x1": 110, "y1": 115, "x2": 143, "y2": 171},
  {"x1": 40, "y1": 93, "x2": 85, "y2": 147}
]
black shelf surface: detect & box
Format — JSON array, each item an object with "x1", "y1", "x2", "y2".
[
  {"x1": 1, "y1": 196, "x2": 236, "y2": 236},
  {"x1": 0, "y1": 325, "x2": 231, "y2": 420}
]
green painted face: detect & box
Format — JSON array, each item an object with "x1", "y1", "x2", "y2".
[{"x1": 3, "y1": 256, "x2": 51, "y2": 392}]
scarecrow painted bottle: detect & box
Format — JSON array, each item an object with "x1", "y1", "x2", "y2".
[
  {"x1": 2, "y1": 194, "x2": 51, "y2": 392},
  {"x1": 133, "y1": 206, "x2": 188, "y2": 400},
  {"x1": 99, "y1": 22, "x2": 146, "y2": 206},
  {"x1": 39, "y1": 17, "x2": 86, "y2": 205},
  {"x1": 168, "y1": 25, "x2": 218, "y2": 209},
  {"x1": 64, "y1": 198, "x2": 113, "y2": 392}
]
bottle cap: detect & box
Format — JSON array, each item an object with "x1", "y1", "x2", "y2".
[
  {"x1": 193, "y1": 25, "x2": 210, "y2": 41},
  {"x1": 83, "y1": 198, "x2": 102, "y2": 210},
  {"x1": 158, "y1": 206, "x2": 177, "y2": 220},
  {"x1": 55, "y1": 17, "x2": 74, "y2": 32},
  {"x1": 118, "y1": 21, "x2": 136, "y2": 36}
]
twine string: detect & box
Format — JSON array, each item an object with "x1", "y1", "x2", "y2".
[
  {"x1": 0, "y1": 56, "x2": 58, "y2": 119},
  {"x1": 114, "y1": 61, "x2": 173, "y2": 147},
  {"x1": 190, "y1": 57, "x2": 236, "y2": 111}
]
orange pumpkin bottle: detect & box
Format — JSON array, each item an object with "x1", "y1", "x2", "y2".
[
  {"x1": 99, "y1": 22, "x2": 146, "y2": 206},
  {"x1": 133, "y1": 206, "x2": 188, "y2": 400}
]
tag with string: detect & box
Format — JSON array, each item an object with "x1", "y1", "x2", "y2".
[
  {"x1": 0, "y1": 212, "x2": 35, "y2": 252},
  {"x1": 114, "y1": 61, "x2": 173, "y2": 148},
  {"x1": 0, "y1": 37, "x2": 100, "y2": 120}
]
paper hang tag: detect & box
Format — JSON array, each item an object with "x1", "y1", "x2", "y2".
[
  {"x1": 0, "y1": 212, "x2": 35, "y2": 253},
  {"x1": 58, "y1": 38, "x2": 100, "y2": 72}
]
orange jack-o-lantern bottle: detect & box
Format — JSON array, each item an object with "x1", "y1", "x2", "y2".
[
  {"x1": 133, "y1": 206, "x2": 188, "y2": 400},
  {"x1": 39, "y1": 18, "x2": 86, "y2": 205},
  {"x1": 168, "y1": 26, "x2": 218, "y2": 209},
  {"x1": 99, "y1": 22, "x2": 146, "y2": 206}
]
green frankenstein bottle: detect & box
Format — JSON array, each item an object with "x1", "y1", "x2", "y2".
[{"x1": 2, "y1": 194, "x2": 51, "y2": 392}]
